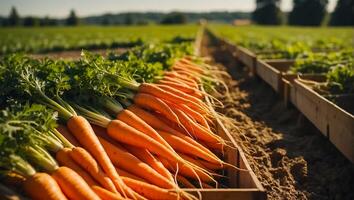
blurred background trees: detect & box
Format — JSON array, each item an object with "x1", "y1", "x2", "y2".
[
  {"x1": 252, "y1": 0, "x2": 283, "y2": 25},
  {"x1": 1, "y1": 0, "x2": 353, "y2": 27},
  {"x1": 288, "y1": 0, "x2": 329, "y2": 26}
]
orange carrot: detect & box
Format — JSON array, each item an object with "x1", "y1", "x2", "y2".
[
  {"x1": 176, "y1": 175, "x2": 196, "y2": 188},
  {"x1": 122, "y1": 177, "x2": 179, "y2": 200},
  {"x1": 91, "y1": 186, "x2": 124, "y2": 200},
  {"x1": 69, "y1": 147, "x2": 118, "y2": 194},
  {"x1": 169, "y1": 107, "x2": 221, "y2": 144},
  {"x1": 55, "y1": 148, "x2": 98, "y2": 187},
  {"x1": 116, "y1": 109, "x2": 174, "y2": 152},
  {"x1": 52, "y1": 166, "x2": 100, "y2": 200},
  {"x1": 164, "y1": 71, "x2": 199, "y2": 85},
  {"x1": 158, "y1": 79, "x2": 203, "y2": 99},
  {"x1": 66, "y1": 116, "x2": 133, "y2": 198},
  {"x1": 23, "y1": 173, "x2": 68, "y2": 200},
  {"x1": 157, "y1": 130, "x2": 222, "y2": 165},
  {"x1": 197, "y1": 159, "x2": 223, "y2": 171},
  {"x1": 56, "y1": 125, "x2": 80, "y2": 147},
  {"x1": 115, "y1": 167, "x2": 147, "y2": 182},
  {"x1": 138, "y1": 83, "x2": 207, "y2": 115},
  {"x1": 133, "y1": 93, "x2": 179, "y2": 123},
  {"x1": 169, "y1": 103, "x2": 210, "y2": 129},
  {"x1": 98, "y1": 136, "x2": 175, "y2": 189},
  {"x1": 123, "y1": 145, "x2": 175, "y2": 184},
  {"x1": 127, "y1": 105, "x2": 218, "y2": 159},
  {"x1": 158, "y1": 156, "x2": 214, "y2": 183}
]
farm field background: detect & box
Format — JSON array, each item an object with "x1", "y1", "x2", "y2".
[{"x1": 0, "y1": 25, "x2": 198, "y2": 54}]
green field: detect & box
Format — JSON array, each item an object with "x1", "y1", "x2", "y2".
[
  {"x1": 209, "y1": 24, "x2": 353, "y2": 55},
  {"x1": 0, "y1": 25, "x2": 198, "y2": 54}
]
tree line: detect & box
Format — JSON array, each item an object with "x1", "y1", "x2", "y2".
[
  {"x1": 1, "y1": 0, "x2": 352, "y2": 27},
  {"x1": 253, "y1": 0, "x2": 353, "y2": 26}
]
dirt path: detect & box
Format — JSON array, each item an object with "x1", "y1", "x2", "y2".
[{"x1": 202, "y1": 35, "x2": 354, "y2": 200}]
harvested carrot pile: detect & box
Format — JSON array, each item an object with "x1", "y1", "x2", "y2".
[{"x1": 0, "y1": 42, "x2": 238, "y2": 200}]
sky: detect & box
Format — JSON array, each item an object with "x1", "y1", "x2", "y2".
[{"x1": 0, "y1": 0, "x2": 338, "y2": 18}]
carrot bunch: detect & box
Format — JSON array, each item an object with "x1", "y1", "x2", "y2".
[{"x1": 0, "y1": 43, "x2": 238, "y2": 200}]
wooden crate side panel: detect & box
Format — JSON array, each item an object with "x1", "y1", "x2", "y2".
[
  {"x1": 293, "y1": 81, "x2": 329, "y2": 135},
  {"x1": 256, "y1": 60, "x2": 281, "y2": 92},
  {"x1": 184, "y1": 189, "x2": 266, "y2": 200},
  {"x1": 326, "y1": 100, "x2": 354, "y2": 163},
  {"x1": 237, "y1": 47, "x2": 256, "y2": 73}
]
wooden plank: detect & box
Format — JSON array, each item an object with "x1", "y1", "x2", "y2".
[
  {"x1": 293, "y1": 80, "x2": 354, "y2": 163},
  {"x1": 255, "y1": 59, "x2": 282, "y2": 92},
  {"x1": 236, "y1": 46, "x2": 257, "y2": 74},
  {"x1": 184, "y1": 189, "x2": 266, "y2": 200}
]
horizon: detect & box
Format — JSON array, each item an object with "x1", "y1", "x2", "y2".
[{"x1": 0, "y1": 0, "x2": 337, "y2": 18}]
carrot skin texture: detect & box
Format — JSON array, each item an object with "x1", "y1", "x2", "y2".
[
  {"x1": 69, "y1": 147, "x2": 118, "y2": 193},
  {"x1": 124, "y1": 145, "x2": 175, "y2": 184},
  {"x1": 122, "y1": 177, "x2": 178, "y2": 200},
  {"x1": 133, "y1": 93, "x2": 179, "y2": 123},
  {"x1": 106, "y1": 120, "x2": 181, "y2": 166},
  {"x1": 55, "y1": 148, "x2": 98, "y2": 187},
  {"x1": 52, "y1": 166, "x2": 100, "y2": 200},
  {"x1": 91, "y1": 186, "x2": 124, "y2": 200},
  {"x1": 56, "y1": 124, "x2": 80, "y2": 146},
  {"x1": 98, "y1": 136, "x2": 175, "y2": 189},
  {"x1": 66, "y1": 116, "x2": 131, "y2": 198},
  {"x1": 116, "y1": 167, "x2": 147, "y2": 182},
  {"x1": 116, "y1": 109, "x2": 174, "y2": 152},
  {"x1": 23, "y1": 173, "x2": 68, "y2": 200}
]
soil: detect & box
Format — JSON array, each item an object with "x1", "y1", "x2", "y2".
[
  {"x1": 30, "y1": 48, "x2": 128, "y2": 60},
  {"x1": 202, "y1": 34, "x2": 354, "y2": 200}
]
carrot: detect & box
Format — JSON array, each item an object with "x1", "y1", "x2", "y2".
[
  {"x1": 169, "y1": 103, "x2": 210, "y2": 129},
  {"x1": 158, "y1": 156, "x2": 215, "y2": 183},
  {"x1": 170, "y1": 107, "x2": 221, "y2": 144},
  {"x1": 158, "y1": 79, "x2": 203, "y2": 99},
  {"x1": 115, "y1": 167, "x2": 147, "y2": 182},
  {"x1": 179, "y1": 154, "x2": 210, "y2": 172},
  {"x1": 98, "y1": 136, "x2": 175, "y2": 189},
  {"x1": 56, "y1": 125, "x2": 80, "y2": 147},
  {"x1": 156, "y1": 84, "x2": 209, "y2": 110},
  {"x1": 116, "y1": 109, "x2": 174, "y2": 152},
  {"x1": 127, "y1": 105, "x2": 217, "y2": 160},
  {"x1": 121, "y1": 177, "x2": 179, "y2": 200},
  {"x1": 138, "y1": 83, "x2": 207, "y2": 115},
  {"x1": 91, "y1": 186, "x2": 125, "y2": 200},
  {"x1": 55, "y1": 148, "x2": 98, "y2": 187},
  {"x1": 176, "y1": 175, "x2": 196, "y2": 188},
  {"x1": 161, "y1": 75, "x2": 199, "y2": 90},
  {"x1": 23, "y1": 173, "x2": 68, "y2": 200},
  {"x1": 69, "y1": 147, "x2": 118, "y2": 194},
  {"x1": 164, "y1": 71, "x2": 199, "y2": 84},
  {"x1": 133, "y1": 93, "x2": 179, "y2": 123},
  {"x1": 157, "y1": 130, "x2": 222, "y2": 165},
  {"x1": 174, "y1": 62, "x2": 204, "y2": 74},
  {"x1": 66, "y1": 116, "x2": 133, "y2": 198},
  {"x1": 52, "y1": 166, "x2": 100, "y2": 200},
  {"x1": 105, "y1": 120, "x2": 211, "y2": 186},
  {"x1": 197, "y1": 159, "x2": 223, "y2": 171},
  {"x1": 123, "y1": 145, "x2": 175, "y2": 184}
]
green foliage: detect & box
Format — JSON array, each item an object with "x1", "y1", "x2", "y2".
[
  {"x1": 0, "y1": 25, "x2": 197, "y2": 54},
  {"x1": 66, "y1": 9, "x2": 79, "y2": 26},
  {"x1": 327, "y1": 65, "x2": 354, "y2": 94},
  {"x1": 6, "y1": 6, "x2": 21, "y2": 26},
  {"x1": 288, "y1": 0, "x2": 328, "y2": 26},
  {"x1": 160, "y1": 12, "x2": 187, "y2": 24},
  {"x1": 252, "y1": 0, "x2": 283, "y2": 25},
  {"x1": 291, "y1": 50, "x2": 353, "y2": 74}
]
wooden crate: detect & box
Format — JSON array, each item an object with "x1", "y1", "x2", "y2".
[
  {"x1": 290, "y1": 79, "x2": 354, "y2": 163},
  {"x1": 236, "y1": 46, "x2": 257, "y2": 75},
  {"x1": 255, "y1": 59, "x2": 294, "y2": 93},
  {"x1": 184, "y1": 117, "x2": 266, "y2": 200}
]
